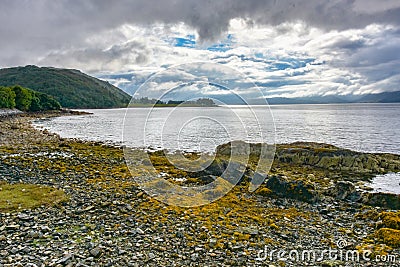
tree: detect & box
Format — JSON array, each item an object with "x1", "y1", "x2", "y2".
[
  {"x1": 196, "y1": 98, "x2": 215, "y2": 106},
  {"x1": 12, "y1": 85, "x2": 32, "y2": 111},
  {"x1": 7, "y1": 85, "x2": 61, "y2": 111},
  {"x1": 36, "y1": 92, "x2": 61, "y2": 110},
  {"x1": 0, "y1": 87, "x2": 16, "y2": 108},
  {"x1": 29, "y1": 94, "x2": 42, "y2": 111}
]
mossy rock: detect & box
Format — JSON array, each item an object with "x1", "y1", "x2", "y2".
[
  {"x1": 265, "y1": 175, "x2": 319, "y2": 203},
  {"x1": 256, "y1": 187, "x2": 273, "y2": 197},
  {"x1": 377, "y1": 212, "x2": 400, "y2": 230},
  {"x1": 375, "y1": 228, "x2": 400, "y2": 248}
]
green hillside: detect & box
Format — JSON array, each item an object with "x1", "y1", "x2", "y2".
[{"x1": 0, "y1": 65, "x2": 131, "y2": 109}]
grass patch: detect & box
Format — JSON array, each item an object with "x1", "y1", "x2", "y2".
[{"x1": 0, "y1": 181, "x2": 68, "y2": 212}]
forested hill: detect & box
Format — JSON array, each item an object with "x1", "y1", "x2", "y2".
[{"x1": 0, "y1": 65, "x2": 131, "y2": 109}]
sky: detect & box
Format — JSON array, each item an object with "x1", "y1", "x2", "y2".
[{"x1": 1, "y1": 0, "x2": 400, "y2": 98}]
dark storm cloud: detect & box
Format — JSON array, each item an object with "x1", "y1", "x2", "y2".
[
  {"x1": 1, "y1": 0, "x2": 400, "y2": 45},
  {"x1": 39, "y1": 40, "x2": 150, "y2": 72}
]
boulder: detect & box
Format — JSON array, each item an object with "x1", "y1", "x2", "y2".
[
  {"x1": 328, "y1": 181, "x2": 361, "y2": 202},
  {"x1": 265, "y1": 175, "x2": 319, "y2": 203},
  {"x1": 362, "y1": 192, "x2": 400, "y2": 210}
]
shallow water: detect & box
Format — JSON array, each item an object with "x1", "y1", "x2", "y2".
[{"x1": 367, "y1": 173, "x2": 400, "y2": 195}]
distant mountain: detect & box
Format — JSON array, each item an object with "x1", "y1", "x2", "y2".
[
  {"x1": 267, "y1": 91, "x2": 400, "y2": 105},
  {"x1": 266, "y1": 96, "x2": 347, "y2": 105},
  {"x1": 0, "y1": 65, "x2": 131, "y2": 108},
  {"x1": 356, "y1": 91, "x2": 400, "y2": 103}
]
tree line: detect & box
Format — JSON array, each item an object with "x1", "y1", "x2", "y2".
[
  {"x1": 130, "y1": 97, "x2": 216, "y2": 106},
  {"x1": 0, "y1": 85, "x2": 61, "y2": 111}
]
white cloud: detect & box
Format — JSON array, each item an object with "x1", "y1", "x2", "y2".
[{"x1": 1, "y1": 2, "x2": 399, "y2": 98}]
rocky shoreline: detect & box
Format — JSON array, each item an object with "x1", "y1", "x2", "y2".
[
  {"x1": 0, "y1": 114, "x2": 399, "y2": 266},
  {"x1": 0, "y1": 109, "x2": 23, "y2": 118}
]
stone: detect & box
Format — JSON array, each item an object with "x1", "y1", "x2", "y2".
[
  {"x1": 10, "y1": 247, "x2": 19, "y2": 254},
  {"x1": 136, "y1": 228, "x2": 145, "y2": 235},
  {"x1": 56, "y1": 253, "x2": 74, "y2": 265},
  {"x1": 6, "y1": 224, "x2": 20, "y2": 230},
  {"x1": 330, "y1": 181, "x2": 361, "y2": 202},
  {"x1": 266, "y1": 175, "x2": 319, "y2": 203},
  {"x1": 89, "y1": 247, "x2": 102, "y2": 258},
  {"x1": 175, "y1": 231, "x2": 184, "y2": 238},
  {"x1": 209, "y1": 238, "x2": 217, "y2": 248},
  {"x1": 362, "y1": 192, "x2": 400, "y2": 209},
  {"x1": 17, "y1": 213, "x2": 33, "y2": 221},
  {"x1": 191, "y1": 253, "x2": 199, "y2": 261}
]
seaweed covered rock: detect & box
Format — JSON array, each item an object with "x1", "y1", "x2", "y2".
[
  {"x1": 374, "y1": 228, "x2": 400, "y2": 248},
  {"x1": 376, "y1": 211, "x2": 400, "y2": 230},
  {"x1": 265, "y1": 175, "x2": 320, "y2": 203},
  {"x1": 361, "y1": 192, "x2": 400, "y2": 210},
  {"x1": 274, "y1": 143, "x2": 400, "y2": 174},
  {"x1": 327, "y1": 181, "x2": 362, "y2": 202},
  {"x1": 194, "y1": 158, "x2": 249, "y2": 185},
  {"x1": 216, "y1": 141, "x2": 400, "y2": 174}
]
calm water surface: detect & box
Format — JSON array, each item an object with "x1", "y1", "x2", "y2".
[{"x1": 34, "y1": 103, "x2": 400, "y2": 154}]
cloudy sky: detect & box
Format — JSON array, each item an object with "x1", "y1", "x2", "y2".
[{"x1": 1, "y1": 0, "x2": 400, "y2": 98}]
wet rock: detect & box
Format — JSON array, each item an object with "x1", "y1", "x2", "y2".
[
  {"x1": 191, "y1": 159, "x2": 248, "y2": 185},
  {"x1": 272, "y1": 142, "x2": 400, "y2": 173},
  {"x1": 201, "y1": 159, "x2": 227, "y2": 177}
]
